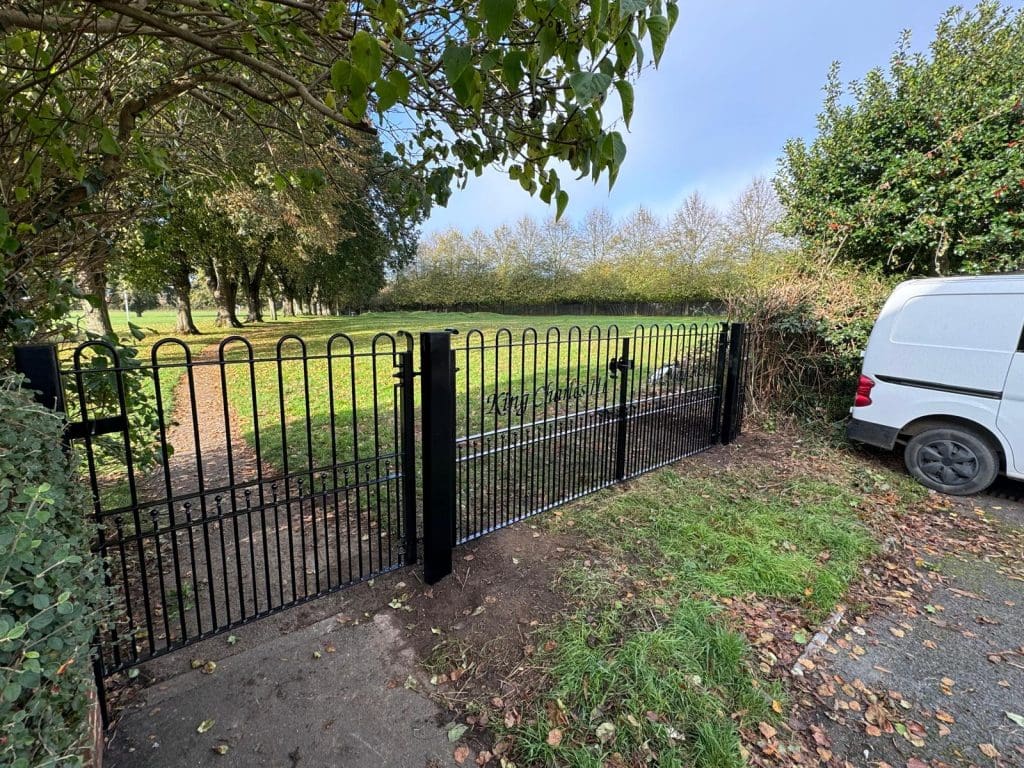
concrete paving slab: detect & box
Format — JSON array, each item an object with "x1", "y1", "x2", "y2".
[{"x1": 105, "y1": 612, "x2": 454, "y2": 768}]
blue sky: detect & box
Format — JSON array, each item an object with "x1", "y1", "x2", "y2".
[{"x1": 424, "y1": 1, "x2": 1019, "y2": 234}]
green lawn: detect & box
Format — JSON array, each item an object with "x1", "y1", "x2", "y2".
[{"x1": 81, "y1": 310, "x2": 722, "y2": 485}]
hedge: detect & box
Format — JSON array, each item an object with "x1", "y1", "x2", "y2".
[{"x1": 0, "y1": 376, "x2": 107, "y2": 768}]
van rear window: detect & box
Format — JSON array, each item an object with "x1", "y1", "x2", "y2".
[{"x1": 890, "y1": 293, "x2": 1024, "y2": 352}]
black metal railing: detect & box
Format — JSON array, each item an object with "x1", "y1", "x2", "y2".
[{"x1": 13, "y1": 319, "x2": 748, "y2": 721}]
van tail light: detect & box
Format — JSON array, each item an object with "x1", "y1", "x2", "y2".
[{"x1": 854, "y1": 375, "x2": 875, "y2": 407}]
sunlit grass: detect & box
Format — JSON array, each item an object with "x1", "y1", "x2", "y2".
[{"x1": 505, "y1": 465, "x2": 877, "y2": 767}]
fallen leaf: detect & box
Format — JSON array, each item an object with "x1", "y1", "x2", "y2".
[
  {"x1": 1006, "y1": 712, "x2": 1024, "y2": 728},
  {"x1": 197, "y1": 719, "x2": 215, "y2": 734},
  {"x1": 201, "y1": 661, "x2": 217, "y2": 675},
  {"x1": 448, "y1": 723, "x2": 469, "y2": 742},
  {"x1": 758, "y1": 722, "x2": 777, "y2": 740},
  {"x1": 979, "y1": 743, "x2": 1000, "y2": 759},
  {"x1": 771, "y1": 699, "x2": 784, "y2": 714},
  {"x1": 546, "y1": 729, "x2": 563, "y2": 746},
  {"x1": 935, "y1": 710, "x2": 955, "y2": 724},
  {"x1": 212, "y1": 744, "x2": 229, "y2": 755},
  {"x1": 454, "y1": 745, "x2": 471, "y2": 765},
  {"x1": 596, "y1": 722, "x2": 615, "y2": 743}
]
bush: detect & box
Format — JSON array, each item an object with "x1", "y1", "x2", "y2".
[
  {"x1": 729, "y1": 253, "x2": 895, "y2": 420},
  {"x1": 0, "y1": 377, "x2": 107, "y2": 768}
]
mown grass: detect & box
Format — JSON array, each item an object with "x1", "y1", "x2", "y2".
[
  {"x1": 505, "y1": 463, "x2": 881, "y2": 767},
  {"x1": 119, "y1": 311, "x2": 718, "y2": 477},
  {"x1": 72, "y1": 310, "x2": 720, "y2": 510}
]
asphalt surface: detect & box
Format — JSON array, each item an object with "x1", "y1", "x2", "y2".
[{"x1": 816, "y1": 488, "x2": 1024, "y2": 767}]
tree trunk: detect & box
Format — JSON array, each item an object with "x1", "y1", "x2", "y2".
[
  {"x1": 242, "y1": 247, "x2": 270, "y2": 323},
  {"x1": 79, "y1": 267, "x2": 114, "y2": 336},
  {"x1": 172, "y1": 263, "x2": 200, "y2": 335},
  {"x1": 207, "y1": 259, "x2": 242, "y2": 328},
  {"x1": 282, "y1": 296, "x2": 295, "y2": 317}
]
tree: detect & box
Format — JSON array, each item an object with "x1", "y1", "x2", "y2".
[
  {"x1": 776, "y1": 2, "x2": 1024, "y2": 275},
  {"x1": 1, "y1": 0, "x2": 681, "y2": 355},
  {"x1": 726, "y1": 178, "x2": 784, "y2": 261}
]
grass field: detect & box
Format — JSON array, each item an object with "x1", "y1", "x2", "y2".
[{"x1": 75, "y1": 309, "x2": 723, "y2": 493}]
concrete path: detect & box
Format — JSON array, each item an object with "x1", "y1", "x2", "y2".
[{"x1": 105, "y1": 611, "x2": 454, "y2": 768}]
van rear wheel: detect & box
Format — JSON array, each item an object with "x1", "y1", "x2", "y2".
[{"x1": 904, "y1": 426, "x2": 999, "y2": 496}]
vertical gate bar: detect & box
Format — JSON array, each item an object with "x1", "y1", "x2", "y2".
[
  {"x1": 107, "y1": 344, "x2": 155, "y2": 659},
  {"x1": 399, "y1": 348, "x2": 418, "y2": 565},
  {"x1": 421, "y1": 331, "x2": 457, "y2": 584},
  {"x1": 613, "y1": 336, "x2": 631, "y2": 482},
  {"x1": 150, "y1": 343, "x2": 188, "y2": 646},
  {"x1": 13, "y1": 344, "x2": 110, "y2": 726}
]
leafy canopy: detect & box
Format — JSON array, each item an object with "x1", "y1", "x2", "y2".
[{"x1": 775, "y1": 2, "x2": 1024, "y2": 275}]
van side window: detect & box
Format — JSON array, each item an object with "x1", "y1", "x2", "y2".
[{"x1": 891, "y1": 294, "x2": 1024, "y2": 352}]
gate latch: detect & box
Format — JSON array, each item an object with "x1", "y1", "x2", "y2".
[{"x1": 608, "y1": 357, "x2": 634, "y2": 377}]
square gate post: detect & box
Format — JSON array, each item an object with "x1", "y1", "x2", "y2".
[
  {"x1": 720, "y1": 323, "x2": 747, "y2": 444},
  {"x1": 13, "y1": 344, "x2": 66, "y2": 412},
  {"x1": 398, "y1": 347, "x2": 418, "y2": 565},
  {"x1": 420, "y1": 331, "x2": 457, "y2": 584}
]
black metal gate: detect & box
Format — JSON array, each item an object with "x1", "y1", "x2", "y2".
[
  {"x1": 417, "y1": 321, "x2": 748, "y2": 582},
  {"x1": 14, "y1": 320, "x2": 748, "y2": 712},
  {"x1": 15, "y1": 333, "x2": 417, "y2": 692}
]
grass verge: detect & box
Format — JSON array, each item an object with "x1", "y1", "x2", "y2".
[{"x1": 497, "y1": 457, "x2": 895, "y2": 767}]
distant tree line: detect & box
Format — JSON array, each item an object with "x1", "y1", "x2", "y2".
[{"x1": 383, "y1": 179, "x2": 785, "y2": 311}]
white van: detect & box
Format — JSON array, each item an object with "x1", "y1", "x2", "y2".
[{"x1": 847, "y1": 275, "x2": 1024, "y2": 495}]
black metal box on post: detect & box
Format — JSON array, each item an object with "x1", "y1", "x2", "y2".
[
  {"x1": 13, "y1": 344, "x2": 65, "y2": 413},
  {"x1": 419, "y1": 331, "x2": 457, "y2": 584}
]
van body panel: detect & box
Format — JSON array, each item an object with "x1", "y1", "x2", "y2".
[
  {"x1": 850, "y1": 275, "x2": 1024, "y2": 484},
  {"x1": 997, "y1": 352, "x2": 1024, "y2": 474}
]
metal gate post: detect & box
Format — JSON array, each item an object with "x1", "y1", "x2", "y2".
[
  {"x1": 13, "y1": 345, "x2": 110, "y2": 727},
  {"x1": 720, "y1": 323, "x2": 746, "y2": 444},
  {"x1": 420, "y1": 331, "x2": 457, "y2": 584},
  {"x1": 711, "y1": 323, "x2": 730, "y2": 442},
  {"x1": 14, "y1": 344, "x2": 66, "y2": 412},
  {"x1": 612, "y1": 337, "x2": 633, "y2": 481},
  {"x1": 398, "y1": 345, "x2": 418, "y2": 565}
]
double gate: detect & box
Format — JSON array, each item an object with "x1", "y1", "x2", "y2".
[{"x1": 14, "y1": 320, "x2": 748, "y2": 718}]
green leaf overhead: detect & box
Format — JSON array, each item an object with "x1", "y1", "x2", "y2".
[
  {"x1": 569, "y1": 72, "x2": 613, "y2": 105},
  {"x1": 615, "y1": 80, "x2": 635, "y2": 128},
  {"x1": 442, "y1": 45, "x2": 474, "y2": 87},
  {"x1": 0, "y1": 0, "x2": 683, "y2": 349},
  {"x1": 482, "y1": 0, "x2": 517, "y2": 40}
]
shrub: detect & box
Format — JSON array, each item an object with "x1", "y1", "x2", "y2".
[
  {"x1": 729, "y1": 253, "x2": 894, "y2": 420},
  {"x1": 0, "y1": 376, "x2": 107, "y2": 768}
]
